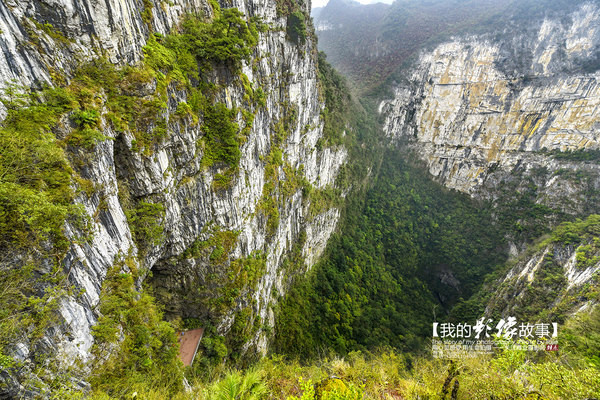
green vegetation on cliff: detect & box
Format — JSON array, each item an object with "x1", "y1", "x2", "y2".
[
  {"x1": 90, "y1": 259, "x2": 184, "y2": 398},
  {"x1": 0, "y1": 86, "x2": 88, "y2": 252},
  {"x1": 200, "y1": 103, "x2": 242, "y2": 168},
  {"x1": 287, "y1": 11, "x2": 308, "y2": 44},
  {"x1": 274, "y1": 150, "x2": 506, "y2": 356},
  {"x1": 144, "y1": 7, "x2": 258, "y2": 76}
]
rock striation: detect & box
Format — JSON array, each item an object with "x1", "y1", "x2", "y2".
[
  {"x1": 381, "y1": 3, "x2": 600, "y2": 210},
  {"x1": 0, "y1": 0, "x2": 346, "y2": 394},
  {"x1": 484, "y1": 215, "x2": 600, "y2": 321}
]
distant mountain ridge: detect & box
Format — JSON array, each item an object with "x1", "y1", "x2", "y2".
[
  {"x1": 314, "y1": 0, "x2": 391, "y2": 92},
  {"x1": 314, "y1": 0, "x2": 592, "y2": 95}
]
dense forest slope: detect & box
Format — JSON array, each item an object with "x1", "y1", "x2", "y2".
[
  {"x1": 275, "y1": 149, "x2": 506, "y2": 356},
  {"x1": 0, "y1": 0, "x2": 350, "y2": 396}
]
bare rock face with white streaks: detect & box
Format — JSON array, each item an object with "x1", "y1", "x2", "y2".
[
  {"x1": 381, "y1": 3, "x2": 600, "y2": 205},
  {"x1": 0, "y1": 0, "x2": 346, "y2": 394}
]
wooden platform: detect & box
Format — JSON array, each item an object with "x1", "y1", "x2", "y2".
[{"x1": 178, "y1": 328, "x2": 204, "y2": 367}]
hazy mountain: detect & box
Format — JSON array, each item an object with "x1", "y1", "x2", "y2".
[
  {"x1": 314, "y1": 0, "x2": 591, "y2": 94},
  {"x1": 311, "y1": 6, "x2": 324, "y2": 18}
]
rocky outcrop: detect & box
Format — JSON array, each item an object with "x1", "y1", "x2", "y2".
[
  {"x1": 0, "y1": 0, "x2": 345, "y2": 394},
  {"x1": 485, "y1": 215, "x2": 600, "y2": 321},
  {"x1": 381, "y1": 3, "x2": 600, "y2": 217}
]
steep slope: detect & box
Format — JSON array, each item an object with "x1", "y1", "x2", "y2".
[
  {"x1": 0, "y1": 0, "x2": 346, "y2": 395},
  {"x1": 381, "y1": 2, "x2": 600, "y2": 245},
  {"x1": 483, "y1": 215, "x2": 600, "y2": 323}
]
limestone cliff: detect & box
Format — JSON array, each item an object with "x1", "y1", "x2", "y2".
[
  {"x1": 381, "y1": 2, "x2": 600, "y2": 219},
  {"x1": 0, "y1": 0, "x2": 345, "y2": 395}
]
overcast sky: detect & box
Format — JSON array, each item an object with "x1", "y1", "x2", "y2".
[{"x1": 312, "y1": 0, "x2": 394, "y2": 9}]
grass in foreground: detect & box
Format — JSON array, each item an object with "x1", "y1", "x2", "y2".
[{"x1": 76, "y1": 345, "x2": 600, "y2": 400}]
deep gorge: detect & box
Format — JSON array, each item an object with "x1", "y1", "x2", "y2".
[{"x1": 0, "y1": 0, "x2": 599, "y2": 398}]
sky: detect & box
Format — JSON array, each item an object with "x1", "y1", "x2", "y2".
[{"x1": 312, "y1": 0, "x2": 394, "y2": 9}]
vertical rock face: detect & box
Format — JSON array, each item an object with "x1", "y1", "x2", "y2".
[
  {"x1": 380, "y1": 2, "x2": 600, "y2": 320},
  {"x1": 0, "y1": 0, "x2": 346, "y2": 390},
  {"x1": 381, "y1": 3, "x2": 600, "y2": 215}
]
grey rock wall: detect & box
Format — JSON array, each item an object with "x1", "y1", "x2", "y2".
[{"x1": 0, "y1": 0, "x2": 346, "y2": 394}]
